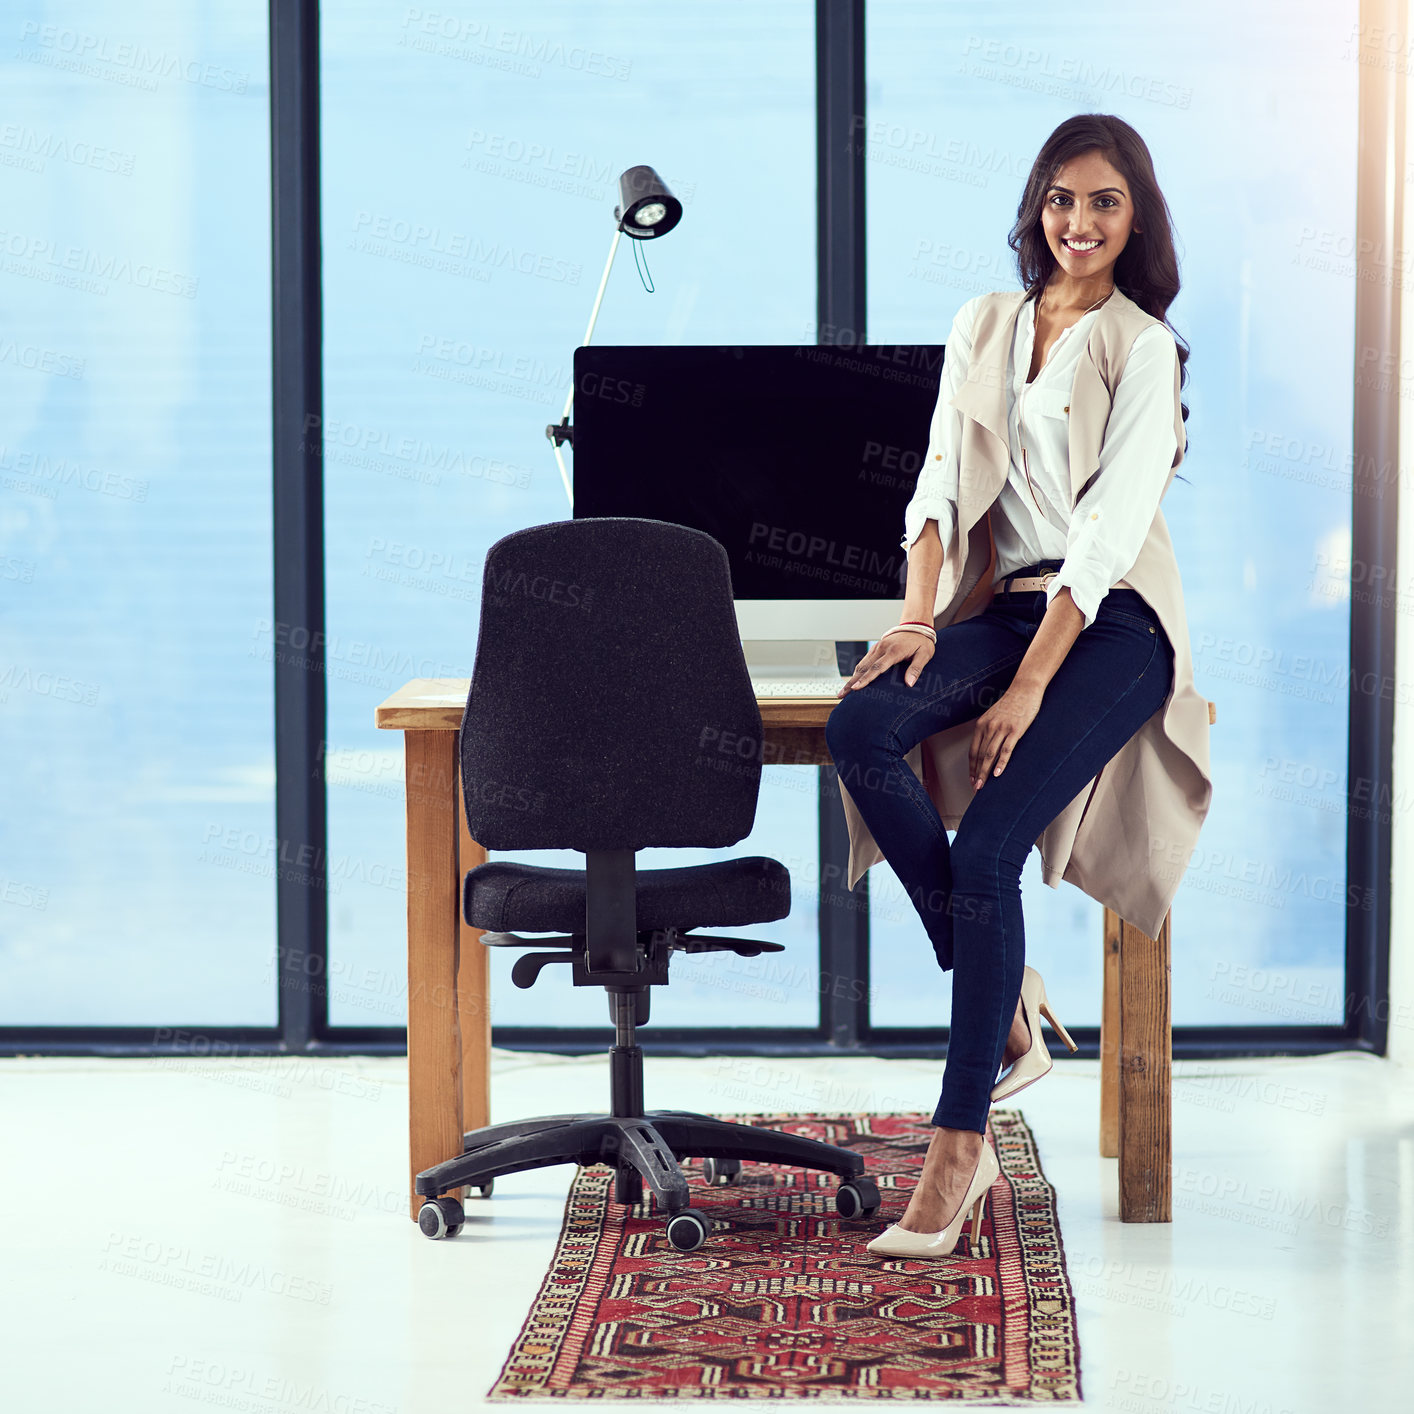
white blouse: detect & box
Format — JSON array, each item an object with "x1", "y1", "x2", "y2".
[{"x1": 901, "y1": 290, "x2": 1182, "y2": 630}]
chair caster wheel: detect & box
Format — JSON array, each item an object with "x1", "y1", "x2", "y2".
[
  {"x1": 701, "y1": 1158, "x2": 741, "y2": 1187},
  {"x1": 835, "y1": 1176, "x2": 882, "y2": 1219},
  {"x1": 665, "y1": 1208, "x2": 713, "y2": 1252},
  {"x1": 472, "y1": 1179, "x2": 494, "y2": 1199},
  {"x1": 418, "y1": 1196, "x2": 465, "y2": 1239}
]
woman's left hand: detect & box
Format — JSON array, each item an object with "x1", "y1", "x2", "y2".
[{"x1": 969, "y1": 680, "x2": 1045, "y2": 790}]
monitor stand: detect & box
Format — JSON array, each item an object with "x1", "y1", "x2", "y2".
[{"x1": 741, "y1": 639, "x2": 853, "y2": 695}]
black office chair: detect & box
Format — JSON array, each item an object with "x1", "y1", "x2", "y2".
[{"x1": 414, "y1": 517, "x2": 880, "y2": 1251}]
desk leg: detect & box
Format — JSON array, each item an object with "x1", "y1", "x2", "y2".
[
  {"x1": 455, "y1": 750, "x2": 491, "y2": 1138},
  {"x1": 1117, "y1": 909, "x2": 1172, "y2": 1222},
  {"x1": 405, "y1": 730, "x2": 463, "y2": 1220}
]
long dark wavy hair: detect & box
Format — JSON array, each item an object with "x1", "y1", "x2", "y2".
[{"x1": 1009, "y1": 114, "x2": 1190, "y2": 443}]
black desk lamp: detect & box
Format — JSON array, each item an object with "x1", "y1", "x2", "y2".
[{"x1": 545, "y1": 165, "x2": 683, "y2": 509}]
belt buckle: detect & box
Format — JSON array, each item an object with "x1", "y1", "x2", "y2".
[{"x1": 1038, "y1": 568, "x2": 1057, "y2": 590}]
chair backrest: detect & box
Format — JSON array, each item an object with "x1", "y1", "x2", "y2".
[{"x1": 459, "y1": 517, "x2": 765, "y2": 852}]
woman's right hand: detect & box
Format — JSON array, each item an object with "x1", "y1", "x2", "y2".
[{"x1": 836, "y1": 629, "x2": 936, "y2": 695}]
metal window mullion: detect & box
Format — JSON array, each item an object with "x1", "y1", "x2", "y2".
[
  {"x1": 1348, "y1": 0, "x2": 1402, "y2": 1053},
  {"x1": 815, "y1": 0, "x2": 869, "y2": 1049},
  {"x1": 270, "y1": 0, "x2": 327, "y2": 1049}
]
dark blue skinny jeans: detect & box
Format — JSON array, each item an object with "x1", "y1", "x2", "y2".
[{"x1": 824, "y1": 578, "x2": 1174, "y2": 1134}]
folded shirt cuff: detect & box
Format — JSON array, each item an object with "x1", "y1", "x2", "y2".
[
  {"x1": 1044, "y1": 567, "x2": 1106, "y2": 630},
  {"x1": 901, "y1": 501, "x2": 957, "y2": 553}
]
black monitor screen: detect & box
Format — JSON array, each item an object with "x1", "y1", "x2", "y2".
[{"x1": 571, "y1": 344, "x2": 946, "y2": 599}]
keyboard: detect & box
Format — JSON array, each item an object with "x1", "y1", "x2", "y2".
[{"x1": 751, "y1": 678, "x2": 848, "y2": 698}]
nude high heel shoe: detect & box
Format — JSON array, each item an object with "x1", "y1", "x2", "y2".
[
  {"x1": 989, "y1": 964, "x2": 1079, "y2": 1103},
  {"x1": 864, "y1": 1138, "x2": 1000, "y2": 1259}
]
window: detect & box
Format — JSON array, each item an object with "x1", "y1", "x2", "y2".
[
  {"x1": 3, "y1": 1, "x2": 1383, "y2": 1054},
  {"x1": 0, "y1": 4, "x2": 274, "y2": 1026},
  {"x1": 320, "y1": 1, "x2": 818, "y2": 1027},
  {"x1": 865, "y1": 1, "x2": 1356, "y2": 1029}
]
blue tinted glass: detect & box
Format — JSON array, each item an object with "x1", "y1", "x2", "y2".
[
  {"x1": 0, "y1": 6, "x2": 274, "y2": 1025},
  {"x1": 866, "y1": 2, "x2": 1355, "y2": 1029},
  {"x1": 321, "y1": 2, "x2": 818, "y2": 1026}
]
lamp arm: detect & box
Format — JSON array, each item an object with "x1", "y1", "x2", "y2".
[
  {"x1": 579, "y1": 223, "x2": 625, "y2": 351},
  {"x1": 548, "y1": 224, "x2": 625, "y2": 511}
]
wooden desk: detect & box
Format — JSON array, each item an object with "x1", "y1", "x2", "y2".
[{"x1": 376, "y1": 678, "x2": 1204, "y2": 1224}]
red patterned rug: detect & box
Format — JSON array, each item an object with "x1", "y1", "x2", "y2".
[{"x1": 486, "y1": 1110, "x2": 1080, "y2": 1402}]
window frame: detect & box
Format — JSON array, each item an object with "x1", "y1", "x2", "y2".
[{"x1": 0, "y1": 0, "x2": 1393, "y2": 1061}]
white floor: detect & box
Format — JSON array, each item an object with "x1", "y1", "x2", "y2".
[{"x1": 2, "y1": 1048, "x2": 1411, "y2": 1412}]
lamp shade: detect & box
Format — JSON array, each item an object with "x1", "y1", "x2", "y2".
[{"x1": 613, "y1": 165, "x2": 683, "y2": 239}]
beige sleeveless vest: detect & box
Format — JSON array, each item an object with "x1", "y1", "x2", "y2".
[{"x1": 836, "y1": 286, "x2": 1214, "y2": 939}]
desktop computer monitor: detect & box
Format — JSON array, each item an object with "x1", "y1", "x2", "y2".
[{"x1": 571, "y1": 343, "x2": 947, "y2": 659}]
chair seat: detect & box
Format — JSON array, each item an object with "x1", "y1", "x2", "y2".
[{"x1": 464, "y1": 856, "x2": 790, "y2": 934}]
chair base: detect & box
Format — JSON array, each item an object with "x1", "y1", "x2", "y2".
[{"x1": 415, "y1": 1108, "x2": 866, "y2": 1216}]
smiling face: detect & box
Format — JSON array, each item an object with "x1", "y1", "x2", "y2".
[{"x1": 1039, "y1": 149, "x2": 1142, "y2": 296}]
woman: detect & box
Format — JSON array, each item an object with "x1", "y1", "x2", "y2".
[{"x1": 825, "y1": 114, "x2": 1199, "y2": 1258}]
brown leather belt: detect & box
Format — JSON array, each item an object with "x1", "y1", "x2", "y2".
[{"x1": 996, "y1": 569, "x2": 1134, "y2": 594}]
